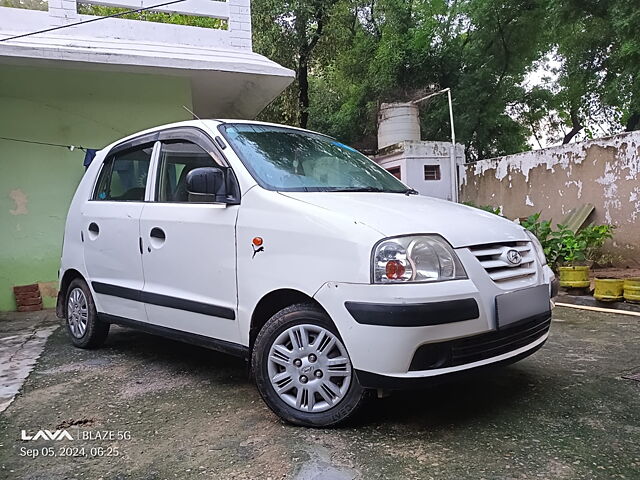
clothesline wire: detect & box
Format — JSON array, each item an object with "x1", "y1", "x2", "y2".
[
  {"x1": 0, "y1": 135, "x2": 87, "y2": 152},
  {"x1": 0, "y1": 0, "x2": 187, "y2": 43}
]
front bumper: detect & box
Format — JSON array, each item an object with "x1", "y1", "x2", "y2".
[
  {"x1": 355, "y1": 336, "x2": 548, "y2": 389},
  {"x1": 313, "y1": 277, "x2": 551, "y2": 386}
]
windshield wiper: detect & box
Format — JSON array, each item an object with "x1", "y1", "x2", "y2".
[
  {"x1": 328, "y1": 187, "x2": 386, "y2": 192},
  {"x1": 324, "y1": 187, "x2": 419, "y2": 194}
]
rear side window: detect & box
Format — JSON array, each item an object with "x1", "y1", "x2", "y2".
[
  {"x1": 156, "y1": 141, "x2": 216, "y2": 202},
  {"x1": 93, "y1": 145, "x2": 153, "y2": 201}
]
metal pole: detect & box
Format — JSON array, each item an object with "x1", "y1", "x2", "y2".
[
  {"x1": 410, "y1": 88, "x2": 450, "y2": 106},
  {"x1": 446, "y1": 88, "x2": 458, "y2": 202}
]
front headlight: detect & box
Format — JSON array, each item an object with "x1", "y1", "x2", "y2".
[
  {"x1": 372, "y1": 235, "x2": 467, "y2": 283},
  {"x1": 524, "y1": 229, "x2": 547, "y2": 266}
]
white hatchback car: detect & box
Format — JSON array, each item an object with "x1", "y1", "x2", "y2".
[{"x1": 57, "y1": 120, "x2": 557, "y2": 426}]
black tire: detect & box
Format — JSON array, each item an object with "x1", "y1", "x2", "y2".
[
  {"x1": 65, "y1": 278, "x2": 110, "y2": 349},
  {"x1": 252, "y1": 303, "x2": 366, "y2": 427}
]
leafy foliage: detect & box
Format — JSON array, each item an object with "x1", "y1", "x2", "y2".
[
  {"x1": 549, "y1": 0, "x2": 640, "y2": 135},
  {"x1": 0, "y1": 0, "x2": 46, "y2": 10},
  {"x1": 21, "y1": 0, "x2": 634, "y2": 154},
  {"x1": 253, "y1": 0, "x2": 339, "y2": 128},
  {"x1": 521, "y1": 213, "x2": 614, "y2": 268},
  {"x1": 253, "y1": 0, "x2": 639, "y2": 158},
  {"x1": 76, "y1": 4, "x2": 227, "y2": 29},
  {"x1": 462, "y1": 201, "x2": 502, "y2": 216}
]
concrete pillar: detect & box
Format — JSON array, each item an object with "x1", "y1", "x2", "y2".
[
  {"x1": 228, "y1": 0, "x2": 252, "y2": 50},
  {"x1": 48, "y1": 0, "x2": 79, "y2": 25}
]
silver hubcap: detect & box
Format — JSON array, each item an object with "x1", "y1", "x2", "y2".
[
  {"x1": 267, "y1": 324, "x2": 352, "y2": 413},
  {"x1": 67, "y1": 287, "x2": 88, "y2": 338}
]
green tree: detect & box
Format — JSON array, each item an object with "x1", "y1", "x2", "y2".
[
  {"x1": 253, "y1": 0, "x2": 339, "y2": 128},
  {"x1": 549, "y1": 0, "x2": 640, "y2": 139},
  {"x1": 302, "y1": 0, "x2": 551, "y2": 159}
]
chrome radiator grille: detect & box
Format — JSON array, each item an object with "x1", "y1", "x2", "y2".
[{"x1": 468, "y1": 241, "x2": 536, "y2": 283}]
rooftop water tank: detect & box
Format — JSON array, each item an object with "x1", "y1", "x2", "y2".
[{"x1": 377, "y1": 102, "x2": 421, "y2": 150}]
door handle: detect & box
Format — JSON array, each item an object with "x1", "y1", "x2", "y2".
[
  {"x1": 149, "y1": 227, "x2": 166, "y2": 249},
  {"x1": 150, "y1": 227, "x2": 166, "y2": 240},
  {"x1": 88, "y1": 222, "x2": 99, "y2": 239}
]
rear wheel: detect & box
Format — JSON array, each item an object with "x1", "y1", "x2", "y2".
[
  {"x1": 252, "y1": 303, "x2": 366, "y2": 427},
  {"x1": 65, "y1": 278, "x2": 110, "y2": 349}
]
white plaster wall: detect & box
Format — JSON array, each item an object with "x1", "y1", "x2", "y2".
[
  {"x1": 461, "y1": 131, "x2": 640, "y2": 266},
  {"x1": 374, "y1": 141, "x2": 465, "y2": 200}
]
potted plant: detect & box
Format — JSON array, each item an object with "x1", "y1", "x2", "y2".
[
  {"x1": 554, "y1": 224, "x2": 614, "y2": 289},
  {"x1": 521, "y1": 214, "x2": 614, "y2": 290}
]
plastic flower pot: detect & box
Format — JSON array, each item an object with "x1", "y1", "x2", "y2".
[
  {"x1": 623, "y1": 277, "x2": 640, "y2": 304},
  {"x1": 558, "y1": 266, "x2": 590, "y2": 288},
  {"x1": 593, "y1": 278, "x2": 624, "y2": 302}
]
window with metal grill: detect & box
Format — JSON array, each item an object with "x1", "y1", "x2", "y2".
[
  {"x1": 387, "y1": 166, "x2": 401, "y2": 179},
  {"x1": 424, "y1": 164, "x2": 441, "y2": 180}
]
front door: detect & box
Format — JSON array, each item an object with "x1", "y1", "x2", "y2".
[
  {"x1": 82, "y1": 143, "x2": 154, "y2": 322},
  {"x1": 139, "y1": 137, "x2": 240, "y2": 343}
]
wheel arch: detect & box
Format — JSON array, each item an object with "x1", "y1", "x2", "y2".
[
  {"x1": 249, "y1": 288, "x2": 330, "y2": 353},
  {"x1": 56, "y1": 268, "x2": 86, "y2": 318}
]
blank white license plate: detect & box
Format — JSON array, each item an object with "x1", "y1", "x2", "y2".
[{"x1": 495, "y1": 284, "x2": 550, "y2": 330}]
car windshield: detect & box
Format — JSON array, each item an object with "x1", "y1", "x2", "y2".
[{"x1": 220, "y1": 123, "x2": 410, "y2": 192}]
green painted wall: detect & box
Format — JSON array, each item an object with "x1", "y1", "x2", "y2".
[{"x1": 0, "y1": 64, "x2": 192, "y2": 311}]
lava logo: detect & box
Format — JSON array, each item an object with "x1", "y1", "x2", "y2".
[
  {"x1": 21, "y1": 429, "x2": 74, "y2": 441},
  {"x1": 506, "y1": 249, "x2": 522, "y2": 265}
]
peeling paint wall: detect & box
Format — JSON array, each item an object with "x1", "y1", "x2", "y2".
[
  {"x1": 461, "y1": 131, "x2": 640, "y2": 266},
  {"x1": 0, "y1": 64, "x2": 192, "y2": 311}
]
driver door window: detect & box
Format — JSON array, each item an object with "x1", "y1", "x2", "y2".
[{"x1": 156, "y1": 141, "x2": 216, "y2": 202}]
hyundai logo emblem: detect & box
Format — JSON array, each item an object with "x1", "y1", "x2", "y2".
[{"x1": 506, "y1": 249, "x2": 522, "y2": 265}]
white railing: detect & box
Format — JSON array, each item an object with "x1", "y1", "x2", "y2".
[{"x1": 0, "y1": 0, "x2": 252, "y2": 50}]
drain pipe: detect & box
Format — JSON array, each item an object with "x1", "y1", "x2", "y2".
[
  {"x1": 412, "y1": 88, "x2": 458, "y2": 202},
  {"x1": 446, "y1": 88, "x2": 457, "y2": 202}
]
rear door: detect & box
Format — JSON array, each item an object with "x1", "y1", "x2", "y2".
[
  {"x1": 139, "y1": 129, "x2": 240, "y2": 343},
  {"x1": 82, "y1": 141, "x2": 156, "y2": 322}
]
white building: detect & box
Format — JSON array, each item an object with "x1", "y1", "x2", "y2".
[
  {"x1": 372, "y1": 102, "x2": 464, "y2": 201},
  {"x1": 374, "y1": 141, "x2": 465, "y2": 201},
  {"x1": 0, "y1": 0, "x2": 294, "y2": 118},
  {"x1": 0, "y1": 0, "x2": 294, "y2": 311}
]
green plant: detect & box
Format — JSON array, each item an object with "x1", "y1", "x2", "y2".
[
  {"x1": 462, "y1": 202, "x2": 502, "y2": 216},
  {"x1": 552, "y1": 224, "x2": 587, "y2": 265},
  {"x1": 76, "y1": 4, "x2": 227, "y2": 29},
  {"x1": 580, "y1": 224, "x2": 615, "y2": 263},
  {"x1": 521, "y1": 213, "x2": 563, "y2": 266},
  {"x1": 522, "y1": 213, "x2": 614, "y2": 269}
]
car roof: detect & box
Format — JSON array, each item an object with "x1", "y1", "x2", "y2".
[{"x1": 100, "y1": 119, "x2": 328, "y2": 154}]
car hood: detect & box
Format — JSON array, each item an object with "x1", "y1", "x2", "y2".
[{"x1": 279, "y1": 192, "x2": 528, "y2": 248}]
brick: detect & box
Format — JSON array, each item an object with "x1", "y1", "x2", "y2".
[
  {"x1": 17, "y1": 296, "x2": 43, "y2": 307},
  {"x1": 15, "y1": 292, "x2": 42, "y2": 302},
  {"x1": 18, "y1": 303, "x2": 43, "y2": 312},
  {"x1": 13, "y1": 284, "x2": 39, "y2": 295}
]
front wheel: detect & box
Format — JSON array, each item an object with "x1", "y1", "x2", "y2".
[{"x1": 252, "y1": 303, "x2": 366, "y2": 427}]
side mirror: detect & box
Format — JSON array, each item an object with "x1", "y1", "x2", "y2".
[{"x1": 186, "y1": 166, "x2": 228, "y2": 203}]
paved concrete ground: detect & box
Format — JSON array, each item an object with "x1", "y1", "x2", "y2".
[
  {"x1": 0, "y1": 307, "x2": 638, "y2": 479},
  {"x1": 0, "y1": 312, "x2": 57, "y2": 413}
]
